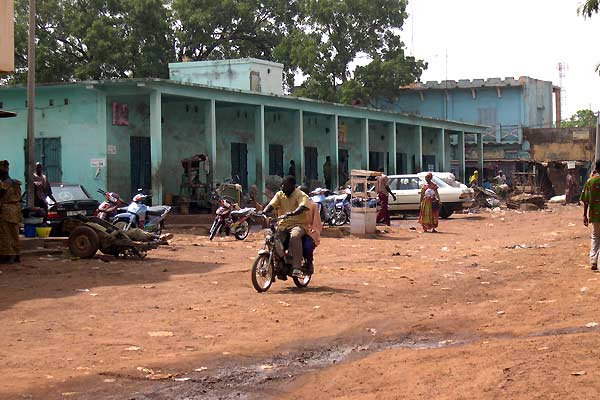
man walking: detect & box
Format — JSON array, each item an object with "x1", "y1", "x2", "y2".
[
  {"x1": 580, "y1": 160, "x2": 600, "y2": 271},
  {"x1": 0, "y1": 160, "x2": 22, "y2": 264},
  {"x1": 375, "y1": 168, "x2": 396, "y2": 226}
]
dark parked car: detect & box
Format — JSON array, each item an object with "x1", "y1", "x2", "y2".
[{"x1": 21, "y1": 184, "x2": 100, "y2": 235}]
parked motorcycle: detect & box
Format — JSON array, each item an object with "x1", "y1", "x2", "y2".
[
  {"x1": 112, "y1": 192, "x2": 171, "y2": 234},
  {"x1": 96, "y1": 189, "x2": 127, "y2": 221},
  {"x1": 332, "y1": 189, "x2": 351, "y2": 226},
  {"x1": 251, "y1": 215, "x2": 312, "y2": 292},
  {"x1": 309, "y1": 188, "x2": 337, "y2": 226},
  {"x1": 208, "y1": 195, "x2": 257, "y2": 241}
]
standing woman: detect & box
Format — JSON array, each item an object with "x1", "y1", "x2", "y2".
[{"x1": 418, "y1": 173, "x2": 440, "y2": 233}]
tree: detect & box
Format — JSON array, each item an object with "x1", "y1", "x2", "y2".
[
  {"x1": 3, "y1": 0, "x2": 425, "y2": 107},
  {"x1": 579, "y1": 0, "x2": 599, "y2": 17},
  {"x1": 578, "y1": 1, "x2": 600, "y2": 73},
  {"x1": 277, "y1": 0, "x2": 426, "y2": 104},
  {"x1": 172, "y1": 0, "x2": 297, "y2": 60},
  {"x1": 562, "y1": 109, "x2": 598, "y2": 128},
  {"x1": 7, "y1": 0, "x2": 174, "y2": 83}
]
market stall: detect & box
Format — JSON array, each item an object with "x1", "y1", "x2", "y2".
[{"x1": 349, "y1": 169, "x2": 381, "y2": 235}]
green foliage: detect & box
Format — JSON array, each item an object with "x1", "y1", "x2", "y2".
[
  {"x1": 579, "y1": 0, "x2": 600, "y2": 17},
  {"x1": 562, "y1": 109, "x2": 598, "y2": 128},
  {"x1": 578, "y1": 1, "x2": 600, "y2": 73},
  {"x1": 7, "y1": 0, "x2": 174, "y2": 83},
  {"x1": 286, "y1": 0, "x2": 426, "y2": 104},
  {"x1": 3, "y1": 0, "x2": 425, "y2": 107}
]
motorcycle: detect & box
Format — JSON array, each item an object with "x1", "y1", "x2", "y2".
[
  {"x1": 112, "y1": 192, "x2": 171, "y2": 234},
  {"x1": 309, "y1": 188, "x2": 337, "y2": 226},
  {"x1": 331, "y1": 189, "x2": 351, "y2": 226},
  {"x1": 208, "y1": 195, "x2": 257, "y2": 241},
  {"x1": 251, "y1": 215, "x2": 312, "y2": 293},
  {"x1": 96, "y1": 189, "x2": 127, "y2": 221}
]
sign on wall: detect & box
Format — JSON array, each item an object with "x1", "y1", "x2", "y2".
[
  {"x1": 107, "y1": 145, "x2": 117, "y2": 155},
  {"x1": 91, "y1": 158, "x2": 106, "y2": 168},
  {"x1": 0, "y1": 0, "x2": 14, "y2": 73}
]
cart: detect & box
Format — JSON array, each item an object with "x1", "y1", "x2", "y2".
[
  {"x1": 349, "y1": 169, "x2": 381, "y2": 235},
  {"x1": 180, "y1": 154, "x2": 211, "y2": 210},
  {"x1": 64, "y1": 216, "x2": 162, "y2": 259}
]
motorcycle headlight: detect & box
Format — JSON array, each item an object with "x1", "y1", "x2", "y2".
[{"x1": 263, "y1": 229, "x2": 272, "y2": 240}]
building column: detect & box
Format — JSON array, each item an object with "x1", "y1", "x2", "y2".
[
  {"x1": 329, "y1": 114, "x2": 339, "y2": 189},
  {"x1": 204, "y1": 99, "x2": 217, "y2": 191},
  {"x1": 255, "y1": 105, "x2": 266, "y2": 201},
  {"x1": 458, "y1": 131, "x2": 466, "y2": 183},
  {"x1": 149, "y1": 89, "x2": 163, "y2": 204},
  {"x1": 294, "y1": 110, "x2": 305, "y2": 185},
  {"x1": 439, "y1": 128, "x2": 446, "y2": 172},
  {"x1": 417, "y1": 125, "x2": 423, "y2": 172},
  {"x1": 361, "y1": 118, "x2": 369, "y2": 170},
  {"x1": 387, "y1": 122, "x2": 397, "y2": 174},
  {"x1": 477, "y1": 132, "x2": 484, "y2": 185}
]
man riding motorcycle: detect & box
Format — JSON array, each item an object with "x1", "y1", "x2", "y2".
[{"x1": 260, "y1": 175, "x2": 309, "y2": 278}]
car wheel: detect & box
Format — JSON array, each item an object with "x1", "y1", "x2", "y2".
[{"x1": 439, "y1": 206, "x2": 454, "y2": 219}]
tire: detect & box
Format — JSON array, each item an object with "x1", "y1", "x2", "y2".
[
  {"x1": 439, "y1": 206, "x2": 454, "y2": 219},
  {"x1": 293, "y1": 273, "x2": 312, "y2": 288},
  {"x1": 113, "y1": 220, "x2": 129, "y2": 231},
  {"x1": 251, "y1": 254, "x2": 273, "y2": 293},
  {"x1": 209, "y1": 219, "x2": 221, "y2": 241},
  {"x1": 333, "y1": 210, "x2": 347, "y2": 226},
  {"x1": 234, "y1": 220, "x2": 250, "y2": 240},
  {"x1": 68, "y1": 225, "x2": 100, "y2": 258}
]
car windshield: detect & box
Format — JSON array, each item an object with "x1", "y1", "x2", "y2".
[
  {"x1": 388, "y1": 176, "x2": 450, "y2": 190},
  {"x1": 49, "y1": 185, "x2": 91, "y2": 204}
]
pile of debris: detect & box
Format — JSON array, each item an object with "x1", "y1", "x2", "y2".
[{"x1": 507, "y1": 193, "x2": 545, "y2": 211}]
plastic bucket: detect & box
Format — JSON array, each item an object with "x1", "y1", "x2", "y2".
[
  {"x1": 36, "y1": 227, "x2": 52, "y2": 238},
  {"x1": 24, "y1": 224, "x2": 36, "y2": 238}
]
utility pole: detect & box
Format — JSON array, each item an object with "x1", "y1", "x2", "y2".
[{"x1": 26, "y1": 0, "x2": 35, "y2": 207}]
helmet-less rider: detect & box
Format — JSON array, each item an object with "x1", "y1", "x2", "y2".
[{"x1": 260, "y1": 175, "x2": 310, "y2": 278}]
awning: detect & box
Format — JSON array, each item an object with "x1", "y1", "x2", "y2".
[{"x1": 0, "y1": 109, "x2": 17, "y2": 118}]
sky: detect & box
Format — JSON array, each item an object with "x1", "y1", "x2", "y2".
[{"x1": 400, "y1": 0, "x2": 600, "y2": 121}]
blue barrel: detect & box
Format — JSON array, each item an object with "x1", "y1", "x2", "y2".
[{"x1": 24, "y1": 224, "x2": 36, "y2": 238}]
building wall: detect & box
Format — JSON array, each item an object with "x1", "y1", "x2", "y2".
[
  {"x1": 169, "y1": 59, "x2": 284, "y2": 95},
  {"x1": 389, "y1": 77, "x2": 554, "y2": 146},
  {"x1": 0, "y1": 86, "x2": 107, "y2": 201},
  {"x1": 522, "y1": 77, "x2": 554, "y2": 129},
  {"x1": 524, "y1": 127, "x2": 595, "y2": 162}
]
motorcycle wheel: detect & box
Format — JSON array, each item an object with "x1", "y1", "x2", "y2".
[
  {"x1": 209, "y1": 219, "x2": 221, "y2": 241},
  {"x1": 113, "y1": 220, "x2": 129, "y2": 231},
  {"x1": 293, "y1": 272, "x2": 312, "y2": 288},
  {"x1": 251, "y1": 254, "x2": 273, "y2": 293},
  {"x1": 234, "y1": 221, "x2": 250, "y2": 240},
  {"x1": 333, "y1": 210, "x2": 347, "y2": 226}
]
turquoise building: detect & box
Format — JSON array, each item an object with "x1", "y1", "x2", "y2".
[
  {"x1": 0, "y1": 59, "x2": 487, "y2": 204},
  {"x1": 387, "y1": 76, "x2": 559, "y2": 163}
]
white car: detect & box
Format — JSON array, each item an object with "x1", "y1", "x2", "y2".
[{"x1": 387, "y1": 172, "x2": 475, "y2": 218}]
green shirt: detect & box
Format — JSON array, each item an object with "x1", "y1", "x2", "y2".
[{"x1": 580, "y1": 174, "x2": 600, "y2": 222}]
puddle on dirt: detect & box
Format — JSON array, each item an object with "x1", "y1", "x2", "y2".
[{"x1": 131, "y1": 325, "x2": 600, "y2": 400}]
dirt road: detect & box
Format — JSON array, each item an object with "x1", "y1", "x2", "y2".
[{"x1": 1, "y1": 204, "x2": 599, "y2": 399}]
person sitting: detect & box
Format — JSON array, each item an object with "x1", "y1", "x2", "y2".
[
  {"x1": 261, "y1": 175, "x2": 309, "y2": 277},
  {"x1": 300, "y1": 186, "x2": 323, "y2": 274}
]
